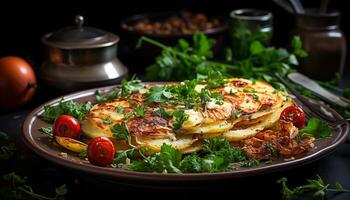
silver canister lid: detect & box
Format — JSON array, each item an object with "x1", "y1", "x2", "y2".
[{"x1": 42, "y1": 15, "x2": 119, "y2": 49}]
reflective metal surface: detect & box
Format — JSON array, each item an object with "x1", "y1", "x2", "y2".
[{"x1": 41, "y1": 15, "x2": 128, "y2": 91}]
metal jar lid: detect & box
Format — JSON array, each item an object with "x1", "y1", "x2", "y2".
[{"x1": 42, "y1": 15, "x2": 119, "y2": 49}]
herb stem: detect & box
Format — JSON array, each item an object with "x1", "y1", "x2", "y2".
[
  {"x1": 19, "y1": 187, "x2": 56, "y2": 200},
  {"x1": 204, "y1": 60, "x2": 239, "y2": 70},
  {"x1": 328, "y1": 189, "x2": 350, "y2": 192}
]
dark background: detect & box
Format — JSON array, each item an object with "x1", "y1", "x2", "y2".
[
  {"x1": 1, "y1": 1, "x2": 350, "y2": 199},
  {"x1": 0, "y1": 0, "x2": 349, "y2": 78}
]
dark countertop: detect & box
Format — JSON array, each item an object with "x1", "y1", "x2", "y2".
[{"x1": 1, "y1": 99, "x2": 350, "y2": 199}]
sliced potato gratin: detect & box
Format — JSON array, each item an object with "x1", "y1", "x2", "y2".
[{"x1": 81, "y1": 78, "x2": 292, "y2": 154}]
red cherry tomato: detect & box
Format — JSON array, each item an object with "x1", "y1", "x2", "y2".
[
  {"x1": 0, "y1": 56, "x2": 37, "y2": 110},
  {"x1": 53, "y1": 115, "x2": 81, "y2": 139},
  {"x1": 279, "y1": 105, "x2": 305, "y2": 128},
  {"x1": 87, "y1": 137, "x2": 115, "y2": 166}
]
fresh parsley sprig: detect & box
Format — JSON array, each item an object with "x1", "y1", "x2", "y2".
[
  {"x1": 0, "y1": 172, "x2": 67, "y2": 200},
  {"x1": 277, "y1": 175, "x2": 350, "y2": 200},
  {"x1": 0, "y1": 131, "x2": 16, "y2": 160},
  {"x1": 128, "y1": 137, "x2": 250, "y2": 173},
  {"x1": 111, "y1": 122, "x2": 129, "y2": 140},
  {"x1": 300, "y1": 118, "x2": 332, "y2": 139},
  {"x1": 95, "y1": 75, "x2": 143, "y2": 104},
  {"x1": 42, "y1": 99, "x2": 92, "y2": 123}
]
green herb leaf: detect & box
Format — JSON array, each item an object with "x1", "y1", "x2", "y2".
[
  {"x1": 95, "y1": 88, "x2": 120, "y2": 104},
  {"x1": 252, "y1": 93, "x2": 259, "y2": 100},
  {"x1": 265, "y1": 143, "x2": 280, "y2": 158},
  {"x1": 55, "y1": 184, "x2": 68, "y2": 197},
  {"x1": 277, "y1": 175, "x2": 350, "y2": 200},
  {"x1": 1, "y1": 172, "x2": 67, "y2": 200},
  {"x1": 300, "y1": 118, "x2": 332, "y2": 139},
  {"x1": 146, "y1": 86, "x2": 173, "y2": 103},
  {"x1": 250, "y1": 40, "x2": 265, "y2": 55},
  {"x1": 129, "y1": 143, "x2": 182, "y2": 173},
  {"x1": 172, "y1": 109, "x2": 189, "y2": 131},
  {"x1": 178, "y1": 154, "x2": 202, "y2": 173},
  {"x1": 111, "y1": 122, "x2": 129, "y2": 140},
  {"x1": 78, "y1": 149, "x2": 87, "y2": 159},
  {"x1": 0, "y1": 131, "x2": 16, "y2": 160},
  {"x1": 38, "y1": 127, "x2": 53, "y2": 138},
  {"x1": 153, "y1": 108, "x2": 173, "y2": 119},
  {"x1": 115, "y1": 106, "x2": 125, "y2": 113},
  {"x1": 0, "y1": 131, "x2": 9, "y2": 141},
  {"x1": 241, "y1": 159, "x2": 260, "y2": 167},
  {"x1": 121, "y1": 76, "x2": 143, "y2": 97},
  {"x1": 232, "y1": 109, "x2": 243, "y2": 119},
  {"x1": 113, "y1": 150, "x2": 128, "y2": 164},
  {"x1": 0, "y1": 143, "x2": 16, "y2": 160},
  {"x1": 133, "y1": 106, "x2": 146, "y2": 117},
  {"x1": 42, "y1": 99, "x2": 92, "y2": 123},
  {"x1": 103, "y1": 118, "x2": 113, "y2": 125}
]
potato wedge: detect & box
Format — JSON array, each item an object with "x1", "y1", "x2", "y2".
[{"x1": 55, "y1": 136, "x2": 87, "y2": 153}]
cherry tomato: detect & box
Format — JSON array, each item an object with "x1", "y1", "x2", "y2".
[
  {"x1": 279, "y1": 105, "x2": 305, "y2": 128},
  {"x1": 53, "y1": 115, "x2": 81, "y2": 139},
  {"x1": 0, "y1": 56, "x2": 37, "y2": 110},
  {"x1": 87, "y1": 137, "x2": 115, "y2": 166}
]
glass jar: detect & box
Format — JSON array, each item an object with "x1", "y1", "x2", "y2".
[
  {"x1": 229, "y1": 9, "x2": 273, "y2": 61},
  {"x1": 294, "y1": 10, "x2": 346, "y2": 81}
]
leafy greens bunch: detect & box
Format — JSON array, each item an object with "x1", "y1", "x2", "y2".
[
  {"x1": 139, "y1": 32, "x2": 350, "y2": 117},
  {"x1": 139, "y1": 32, "x2": 304, "y2": 91},
  {"x1": 127, "y1": 137, "x2": 258, "y2": 173}
]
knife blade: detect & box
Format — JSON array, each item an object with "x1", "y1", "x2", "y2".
[{"x1": 287, "y1": 72, "x2": 350, "y2": 109}]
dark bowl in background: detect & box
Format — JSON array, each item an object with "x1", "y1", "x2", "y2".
[{"x1": 118, "y1": 12, "x2": 229, "y2": 74}]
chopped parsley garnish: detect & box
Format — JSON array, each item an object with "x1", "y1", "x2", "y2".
[
  {"x1": 96, "y1": 76, "x2": 143, "y2": 102},
  {"x1": 102, "y1": 118, "x2": 113, "y2": 125},
  {"x1": 172, "y1": 109, "x2": 189, "y2": 132},
  {"x1": 241, "y1": 159, "x2": 260, "y2": 167},
  {"x1": 95, "y1": 88, "x2": 120, "y2": 104},
  {"x1": 300, "y1": 118, "x2": 332, "y2": 139},
  {"x1": 243, "y1": 89, "x2": 257, "y2": 93},
  {"x1": 38, "y1": 127, "x2": 53, "y2": 139},
  {"x1": 129, "y1": 137, "x2": 249, "y2": 173},
  {"x1": 265, "y1": 143, "x2": 280, "y2": 158},
  {"x1": 133, "y1": 106, "x2": 146, "y2": 117},
  {"x1": 42, "y1": 99, "x2": 92, "y2": 123},
  {"x1": 115, "y1": 106, "x2": 125, "y2": 113},
  {"x1": 124, "y1": 111, "x2": 133, "y2": 119},
  {"x1": 232, "y1": 109, "x2": 243, "y2": 119},
  {"x1": 78, "y1": 149, "x2": 87, "y2": 159},
  {"x1": 145, "y1": 86, "x2": 173, "y2": 103},
  {"x1": 111, "y1": 122, "x2": 129, "y2": 140},
  {"x1": 121, "y1": 76, "x2": 143, "y2": 97},
  {"x1": 203, "y1": 70, "x2": 227, "y2": 89},
  {"x1": 153, "y1": 108, "x2": 173, "y2": 119}
]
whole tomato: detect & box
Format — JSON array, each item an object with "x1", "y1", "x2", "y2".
[
  {"x1": 53, "y1": 115, "x2": 81, "y2": 139},
  {"x1": 0, "y1": 56, "x2": 37, "y2": 110},
  {"x1": 88, "y1": 137, "x2": 115, "y2": 167}
]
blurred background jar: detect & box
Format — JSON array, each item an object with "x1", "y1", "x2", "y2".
[
  {"x1": 294, "y1": 10, "x2": 346, "y2": 81},
  {"x1": 229, "y1": 9, "x2": 273, "y2": 61}
]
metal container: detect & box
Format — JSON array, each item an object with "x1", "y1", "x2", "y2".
[{"x1": 41, "y1": 15, "x2": 128, "y2": 91}]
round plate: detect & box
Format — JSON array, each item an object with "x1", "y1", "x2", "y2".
[{"x1": 22, "y1": 85, "x2": 350, "y2": 186}]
